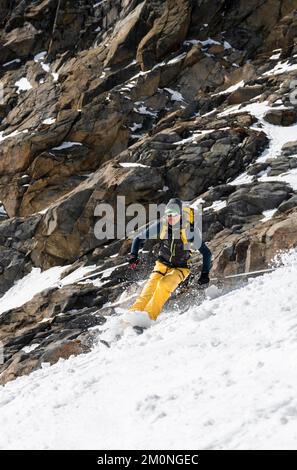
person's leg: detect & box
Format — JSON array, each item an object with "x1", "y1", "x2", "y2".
[
  {"x1": 129, "y1": 261, "x2": 168, "y2": 312},
  {"x1": 145, "y1": 267, "x2": 190, "y2": 321}
]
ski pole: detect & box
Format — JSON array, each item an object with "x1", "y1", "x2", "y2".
[{"x1": 211, "y1": 266, "x2": 279, "y2": 282}]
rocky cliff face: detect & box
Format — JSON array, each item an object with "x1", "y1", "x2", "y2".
[{"x1": 1, "y1": 0, "x2": 297, "y2": 384}]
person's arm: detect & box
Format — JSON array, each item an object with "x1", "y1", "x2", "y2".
[
  {"x1": 190, "y1": 224, "x2": 212, "y2": 278},
  {"x1": 130, "y1": 220, "x2": 161, "y2": 257},
  {"x1": 199, "y1": 242, "x2": 212, "y2": 274}
]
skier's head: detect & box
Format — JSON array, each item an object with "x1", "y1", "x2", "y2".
[{"x1": 165, "y1": 198, "x2": 183, "y2": 225}]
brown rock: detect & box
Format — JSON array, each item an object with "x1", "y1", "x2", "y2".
[
  {"x1": 0, "y1": 22, "x2": 42, "y2": 63},
  {"x1": 0, "y1": 174, "x2": 25, "y2": 217},
  {"x1": 211, "y1": 207, "x2": 297, "y2": 277},
  {"x1": 137, "y1": 0, "x2": 192, "y2": 70},
  {"x1": 264, "y1": 8, "x2": 297, "y2": 55},
  {"x1": 24, "y1": 0, "x2": 56, "y2": 20},
  {"x1": 104, "y1": 1, "x2": 148, "y2": 67},
  {"x1": 228, "y1": 85, "x2": 263, "y2": 105},
  {"x1": 0, "y1": 353, "x2": 39, "y2": 386},
  {"x1": 38, "y1": 339, "x2": 89, "y2": 366},
  {"x1": 31, "y1": 161, "x2": 164, "y2": 268},
  {"x1": 264, "y1": 109, "x2": 297, "y2": 126},
  {"x1": 19, "y1": 144, "x2": 100, "y2": 217},
  {"x1": 177, "y1": 56, "x2": 225, "y2": 101},
  {"x1": 219, "y1": 63, "x2": 257, "y2": 93}
]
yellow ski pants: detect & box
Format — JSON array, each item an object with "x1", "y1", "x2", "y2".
[{"x1": 129, "y1": 261, "x2": 190, "y2": 321}]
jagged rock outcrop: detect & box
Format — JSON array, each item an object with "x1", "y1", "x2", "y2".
[
  {"x1": 0, "y1": 214, "x2": 41, "y2": 295},
  {"x1": 104, "y1": 0, "x2": 150, "y2": 67},
  {"x1": 211, "y1": 206, "x2": 297, "y2": 276},
  {"x1": 31, "y1": 161, "x2": 165, "y2": 268},
  {"x1": 137, "y1": 0, "x2": 192, "y2": 70}
]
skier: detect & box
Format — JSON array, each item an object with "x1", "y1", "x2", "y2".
[{"x1": 127, "y1": 198, "x2": 212, "y2": 321}]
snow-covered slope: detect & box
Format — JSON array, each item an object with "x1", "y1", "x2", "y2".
[{"x1": 1, "y1": 251, "x2": 297, "y2": 450}]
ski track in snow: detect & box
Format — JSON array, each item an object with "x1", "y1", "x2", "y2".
[{"x1": 1, "y1": 251, "x2": 297, "y2": 449}]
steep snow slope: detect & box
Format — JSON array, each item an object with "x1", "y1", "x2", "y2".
[{"x1": 1, "y1": 251, "x2": 297, "y2": 450}]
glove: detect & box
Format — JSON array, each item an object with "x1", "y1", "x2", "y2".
[
  {"x1": 198, "y1": 272, "x2": 210, "y2": 285},
  {"x1": 127, "y1": 253, "x2": 139, "y2": 270}
]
